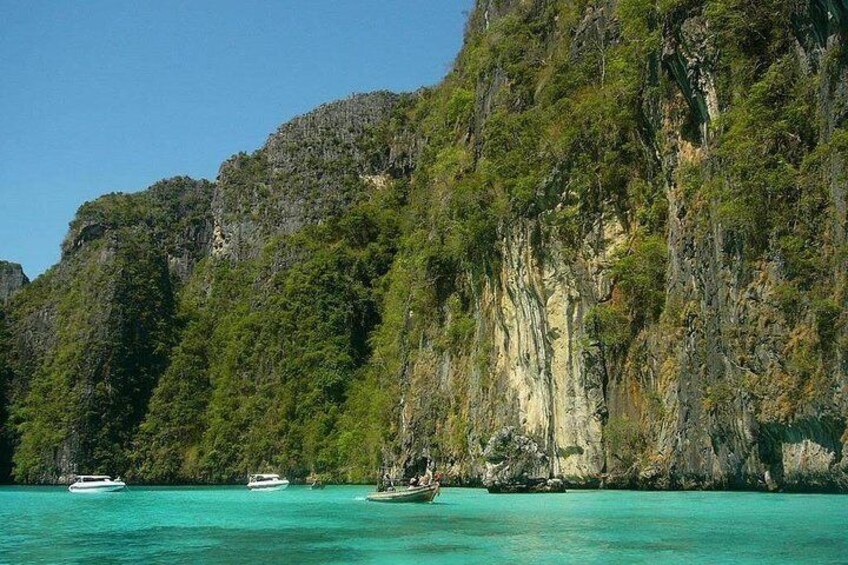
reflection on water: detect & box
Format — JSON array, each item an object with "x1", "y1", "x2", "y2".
[{"x1": 1, "y1": 486, "x2": 846, "y2": 564}]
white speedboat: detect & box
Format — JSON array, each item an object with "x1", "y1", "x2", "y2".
[
  {"x1": 247, "y1": 473, "x2": 289, "y2": 491},
  {"x1": 68, "y1": 475, "x2": 126, "y2": 493}
]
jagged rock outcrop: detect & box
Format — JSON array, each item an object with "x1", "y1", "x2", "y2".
[
  {"x1": 61, "y1": 177, "x2": 215, "y2": 281},
  {"x1": 483, "y1": 427, "x2": 568, "y2": 492},
  {"x1": 211, "y1": 91, "x2": 413, "y2": 259},
  {"x1": 0, "y1": 262, "x2": 28, "y2": 304}
]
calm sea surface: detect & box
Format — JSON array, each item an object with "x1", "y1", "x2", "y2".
[{"x1": 0, "y1": 486, "x2": 846, "y2": 564}]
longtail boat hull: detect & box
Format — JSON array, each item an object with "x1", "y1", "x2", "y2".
[{"x1": 366, "y1": 483, "x2": 440, "y2": 503}]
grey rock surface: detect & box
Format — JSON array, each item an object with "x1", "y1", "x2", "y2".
[
  {"x1": 211, "y1": 91, "x2": 410, "y2": 259},
  {"x1": 483, "y1": 427, "x2": 551, "y2": 488},
  {"x1": 0, "y1": 261, "x2": 28, "y2": 304}
]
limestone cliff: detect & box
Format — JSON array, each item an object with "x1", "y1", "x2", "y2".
[
  {"x1": 211, "y1": 91, "x2": 411, "y2": 260},
  {"x1": 2, "y1": 1, "x2": 846, "y2": 491},
  {"x1": 0, "y1": 261, "x2": 28, "y2": 305},
  {"x1": 383, "y1": 0, "x2": 848, "y2": 491},
  {"x1": 0, "y1": 261, "x2": 28, "y2": 481},
  {"x1": 2, "y1": 178, "x2": 213, "y2": 483}
]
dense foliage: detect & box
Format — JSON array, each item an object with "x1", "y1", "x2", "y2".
[
  {"x1": 3, "y1": 178, "x2": 210, "y2": 482},
  {"x1": 1, "y1": 0, "x2": 846, "y2": 485},
  {"x1": 132, "y1": 185, "x2": 403, "y2": 482}
]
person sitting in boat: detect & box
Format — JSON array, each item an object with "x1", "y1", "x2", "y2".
[
  {"x1": 420, "y1": 469, "x2": 433, "y2": 486},
  {"x1": 408, "y1": 475, "x2": 419, "y2": 489},
  {"x1": 379, "y1": 473, "x2": 394, "y2": 492}
]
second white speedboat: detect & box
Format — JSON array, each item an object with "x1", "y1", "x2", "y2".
[
  {"x1": 247, "y1": 473, "x2": 289, "y2": 491},
  {"x1": 68, "y1": 475, "x2": 126, "y2": 493}
]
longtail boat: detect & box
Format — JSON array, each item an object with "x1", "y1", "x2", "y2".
[{"x1": 366, "y1": 483, "x2": 440, "y2": 503}]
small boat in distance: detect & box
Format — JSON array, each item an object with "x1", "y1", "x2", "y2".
[
  {"x1": 68, "y1": 475, "x2": 126, "y2": 493},
  {"x1": 247, "y1": 473, "x2": 289, "y2": 491},
  {"x1": 366, "y1": 483, "x2": 440, "y2": 503}
]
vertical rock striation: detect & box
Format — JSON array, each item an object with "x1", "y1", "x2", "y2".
[{"x1": 385, "y1": 0, "x2": 848, "y2": 492}]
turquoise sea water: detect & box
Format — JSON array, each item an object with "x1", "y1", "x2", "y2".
[{"x1": 1, "y1": 486, "x2": 846, "y2": 564}]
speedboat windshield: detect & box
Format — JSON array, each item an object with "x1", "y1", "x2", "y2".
[
  {"x1": 76, "y1": 475, "x2": 112, "y2": 482},
  {"x1": 251, "y1": 474, "x2": 279, "y2": 482}
]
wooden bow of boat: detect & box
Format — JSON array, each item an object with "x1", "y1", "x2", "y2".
[{"x1": 366, "y1": 483, "x2": 440, "y2": 503}]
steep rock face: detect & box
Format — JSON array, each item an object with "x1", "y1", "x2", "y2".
[
  {"x1": 62, "y1": 177, "x2": 215, "y2": 282},
  {"x1": 130, "y1": 96, "x2": 415, "y2": 484},
  {"x1": 3, "y1": 1, "x2": 847, "y2": 491},
  {"x1": 394, "y1": 220, "x2": 620, "y2": 484},
  {"x1": 642, "y1": 2, "x2": 848, "y2": 491},
  {"x1": 0, "y1": 262, "x2": 28, "y2": 304},
  {"x1": 385, "y1": 0, "x2": 848, "y2": 492},
  {"x1": 4, "y1": 178, "x2": 213, "y2": 482},
  {"x1": 211, "y1": 91, "x2": 411, "y2": 259}
]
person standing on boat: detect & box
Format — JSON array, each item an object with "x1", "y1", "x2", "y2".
[{"x1": 380, "y1": 473, "x2": 395, "y2": 492}]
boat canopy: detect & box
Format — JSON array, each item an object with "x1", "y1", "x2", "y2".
[
  {"x1": 74, "y1": 475, "x2": 112, "y2": 481},
  {"x1": 249, "y1": 474, "x2": 280, "y2": 481}
]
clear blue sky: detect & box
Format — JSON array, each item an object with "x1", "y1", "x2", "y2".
[{"x1": 0, "y1": 0, "x2": 473, "y2": 278}]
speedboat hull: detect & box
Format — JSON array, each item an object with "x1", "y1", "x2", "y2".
[
  {"x1": 366, "y1": 484, "x2": 439, "y2": 503},
  {"x1": 68, "y1": 482, "x2": 126, "y2": 493},
  {"x1": 247, "y1": 480, "x2": 289, "y2": 491}
]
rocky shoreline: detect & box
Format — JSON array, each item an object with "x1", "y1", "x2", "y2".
[{"x1": 476, "y1": 427, "x2": 848, "y2": 494}]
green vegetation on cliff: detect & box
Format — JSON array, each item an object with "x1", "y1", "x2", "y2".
[
  {"x1": 133, "y1": 184, "x2": 403, "y2": 482},
  {"x1": 4, "y1": 178, "x2": 211, "y2": 482},
  {"x1": 1, "y1": 1, "x2": 846, "y2": 489}
]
